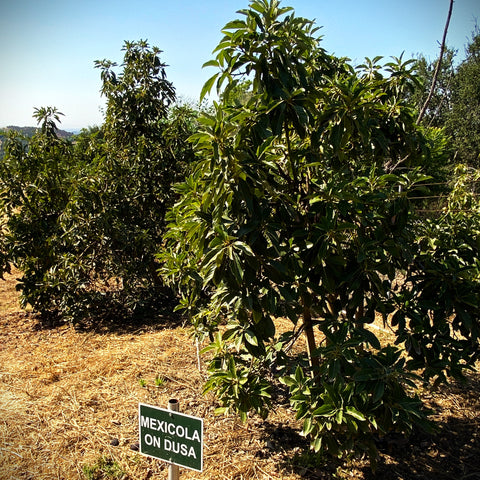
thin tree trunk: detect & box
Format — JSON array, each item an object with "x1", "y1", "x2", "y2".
[{"x1": 417, "y1": 0, "x2": 454, "y2": 124}]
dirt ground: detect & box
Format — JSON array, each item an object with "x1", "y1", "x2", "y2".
[{"x1": 0, "y1": 269, "x2": 479, "y2": 480}]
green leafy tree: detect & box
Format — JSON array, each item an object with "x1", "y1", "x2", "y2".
[
  {"x1": 0, "y1": 42, "x2": 199, "y2": 322},
  {"x1": 402, "y1": 164, "x2": 480, "y2": 383},
  {"x1": 413, "y1": 29, "x2": 480, "y2": 168},
  {"x1": 73, "y1": 40, "x2": 181, "y2": 310},
  {"x1": 57, "y1": 40, "x2": 200, "y2": 321},
  {"x1": 0, "y1": 107, "x2": 78, "y2": 314},
  {"x1": 446, "y1": 30, "x2": 480, "y2": 167},
  {"x1": 162, "y1": 0, "x2": 479, "y2": 465}
]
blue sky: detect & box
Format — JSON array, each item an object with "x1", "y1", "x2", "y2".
[{"x1": 0, "y1": 0, "x2": 478, "y2": 130}]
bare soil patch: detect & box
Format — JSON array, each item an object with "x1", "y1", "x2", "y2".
[{"x1": 0, "y1": 271, "x2": 479, "y2": 479}]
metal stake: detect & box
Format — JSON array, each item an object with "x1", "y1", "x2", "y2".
[{"x1": 168, "y1": 399, "x2": 180, "y2": 480}]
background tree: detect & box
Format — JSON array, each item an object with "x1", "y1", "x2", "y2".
[
  {"x1": 410, "y1": 48, "x2": 456, "y2": 128},
  {"x1": 162, "y1": 0, "x2": 479, "y2": 465},
  {"x1": 0, "y1": 107, "x2": 78, "y2": 315},
  {"x1": 59, "y1": 40, "x2": 200, "y2": 321},
  {"x1": 445, "y1": 29, "x2": 480, "y2": 167},
  {"x1": 0, "y1": 41, "x2": 199, "y2": 323},
  {"x1": 414, "y1": 29, "x2": 480, "y2": 168},
  {"x1": 75, "y1": 39, "x2": 182, "y2": 313},
  {"x1": 416, "y1": 0, "x2": 453, "y2": 125}
]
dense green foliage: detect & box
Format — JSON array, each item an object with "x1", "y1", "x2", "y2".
[
  {"x1": 0, "y1": 42, "x2": 198, "y2": 322},
  {"x1": 446, "y1": 32, "x2": 480, "y2": 168},
  {"x1": 0, "y1": 0, "x2": 479, "y2": 468},
  {"x1": 161, "y1": 0, "x2": 480, "y2": 465},
  {"x1": 0, "y1": 107, "x2": 79, "y2": 313},
  {"x1": 413, "y1": 29, "x2": 480, "y2": 168}
]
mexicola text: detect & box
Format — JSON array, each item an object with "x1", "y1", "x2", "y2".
[{"x1": 138, "y1": 403, "x2": 203, "y2": 472}]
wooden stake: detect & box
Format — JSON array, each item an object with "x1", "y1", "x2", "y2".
[{"x1": 303, "y1": 306, "x2": 320, "y2": 383}]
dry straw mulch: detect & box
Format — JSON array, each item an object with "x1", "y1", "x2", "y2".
[
  {"x1": 0, "y1": 270, "x2": 307, "y2": 480},
  {"x1": 1, "y1": 269, "x2": 479, "y2": 480}
]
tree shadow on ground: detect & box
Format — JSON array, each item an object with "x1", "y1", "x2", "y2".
[
  {"x1": 359, "y1": 373, "x2": 480, "y2": 480},
  {"x1": 363, "y1": 412, "x2": 480, "y2": 480},
  {"x1": 261, "y1": 372, "x2": 480, "y2": 479},
  {"x1": 31, "y1": 290, "x2": 185, "y2": 335}
]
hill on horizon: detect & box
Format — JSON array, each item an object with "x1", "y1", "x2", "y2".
[
  {"x1": 1, "y1": 125, "x2": 75, "y2": 139},
  {"x1": 0, "y1": 126, "x2": 76, "y2": 158}
]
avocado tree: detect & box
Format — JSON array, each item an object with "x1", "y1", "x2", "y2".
[
  {"x1": 65, "y1": 39, "x2": 186, "y2": 317},
  {"x1": 60, "y1": 41, "x2": 200, "y2": 321},
  {"x1": 0, "y1": 107, "x2": 79, "y2": 315},
  {"x1": 162, "y1": 0, "x2": 479, "y2": 464},
  {"x1": 0, "y1": 42, "x2": 199, "y2": 322}
]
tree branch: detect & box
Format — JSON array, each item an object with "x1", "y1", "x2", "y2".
[{"x1": 417, "y1": 0, "x2": 454, "y2": 124}]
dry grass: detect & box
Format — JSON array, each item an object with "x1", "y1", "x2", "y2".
[
  {"x1": 0, "y1": 270, "x2": 479, "y2": 480},
  {"x1": 0, "y1": 270, "x2": 306, "y2": 480}
]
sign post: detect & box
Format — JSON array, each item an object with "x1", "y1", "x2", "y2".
[
  {"x1": 139, "y1": 400, "x2": 203, "y2": 474},
  {"x1": 168, "y1": 399, "x2": 179, "y2": 480}
]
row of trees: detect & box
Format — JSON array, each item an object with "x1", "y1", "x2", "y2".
[{"x1": 1, "y1": 0, "x2": 479, "y2": 466}]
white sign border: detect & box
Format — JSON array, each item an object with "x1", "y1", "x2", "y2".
[{"x1": 138, "y1": 402, "x2": 204, "y2": 472}]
